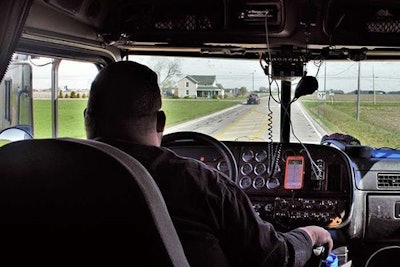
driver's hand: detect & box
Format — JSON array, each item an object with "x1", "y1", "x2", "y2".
[{"x1": 299, "y1": 225, "x2": 333, "y2": 258}]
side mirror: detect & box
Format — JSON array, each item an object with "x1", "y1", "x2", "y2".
[{"x1": 0, "y1": 127, "x2": 33, "y2": 146}]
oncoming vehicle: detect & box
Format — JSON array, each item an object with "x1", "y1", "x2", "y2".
[
  {"x1": 247, "y1": 93, "x2": 261, "y2": 104},
  {"x1": 1, "y1": 0, "x2": 400, "y2": 266}
]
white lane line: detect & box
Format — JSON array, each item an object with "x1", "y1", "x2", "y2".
[{"x1": 295, "y1": 101, "x2": 325, "y2": 140}]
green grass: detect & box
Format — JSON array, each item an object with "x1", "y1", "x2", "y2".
[
  {"x1": 33, "y1": 98, "x2": 241, "y2": 139},
  {"x1": 21, "y1": 94, "x2": 400, "y2": 149},
  {"x1": 301, "y1": 94, "x2": 400, "y2": 148},
  {"x1": 33, "y1": 100, "x2": 87, "y2": 138}
]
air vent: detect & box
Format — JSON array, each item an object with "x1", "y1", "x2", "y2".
[
  {"x1": 366, "y1": 9, "x2": 400, "y2": 33},
  {"x1": 154, "y1": 15, "x2": 214, "y2": 31},
  {"x1": 111, "y1": 1, "x2": 223, "y2": 33},
  {"x1": 377, "y1": 173, "x2": 400, "y2": 189}
]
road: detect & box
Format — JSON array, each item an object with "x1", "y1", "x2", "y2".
[{"x1": 164, "y1": 97, "x2": 326, "y2": 144}]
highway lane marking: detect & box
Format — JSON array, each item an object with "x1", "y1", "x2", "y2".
[
  {"x1": 294, "y1": 101, "x2": 325, "y2": 140},
  {"x1": 214, "y1": 108, "x2": 271, "y2": 140}
]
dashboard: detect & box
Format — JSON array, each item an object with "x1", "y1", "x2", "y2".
[
  {"x1": 164, "y1": 133, "x2": 400, "y2": 266},
  {"x1": 166, "y1": 140, "x2": 354, "y2": 232}
]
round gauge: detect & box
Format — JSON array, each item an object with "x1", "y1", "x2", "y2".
[
  {"x1": 239, "y1": 176, "x2": 252, "y2": 189},
  {"x1": 254, "y1": 163, "x2": 267, "y2": 175},
  {"x1": 217, "y1": 160, "x2": 229, "y2": 173},
  {"x1": 240, "y1": 163, "x2": 253, "y2": 175},
  {"x1": 266, "y1": 177, "x2": 280, "y2": 189},
  {"x1": 281, "y1": 149, "x2": 296, "y2": 162},
  {"x1": 252, "y1": 177, "x2": 265, "y2": 190},
  {"x1": 255, "y1": 150, "x2": 268, "y2": 162},
  {"x1": 241, "y1": 150, "x2": 254, "y2": 162}
]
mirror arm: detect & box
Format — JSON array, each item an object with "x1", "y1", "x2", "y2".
[{"x1": 280, "y1": 80, "x2": 291, "y2": 143}]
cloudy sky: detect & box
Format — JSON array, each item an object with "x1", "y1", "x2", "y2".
[
  {"x1": 29, "y1": 57, "x2": 98, "y2": 90},
  {"x1": 29, "y1": 55, "x2": 400, "y2": 93}
]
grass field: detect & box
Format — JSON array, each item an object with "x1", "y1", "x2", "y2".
[
  {"x1": 31, "y1": 94, "x2": 400, "y2": 149},
  {"x1": 33, "y1": 98, "x2": 241, "y2": 139},
  {"x1": 301, "y1": 94, "x2": 400, "y2": 148}
]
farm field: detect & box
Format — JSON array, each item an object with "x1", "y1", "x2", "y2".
[
  {"x1": 30, "y1": 93, "x2": 400, "y2": 149},
  {"x1": 301, "y1": 94, "x2": 400, "y2": 148},
  {"x1": 33, "y1": 98, "x2": 241, "y2": 138}
]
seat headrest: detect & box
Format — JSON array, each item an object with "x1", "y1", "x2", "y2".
[{"x1": 0, "y1": 138, "x2": 189, "y2": 266}]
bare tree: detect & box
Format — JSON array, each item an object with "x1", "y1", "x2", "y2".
[{"x1": 150, "y1": 58, "x2": 182, "y2": 88}]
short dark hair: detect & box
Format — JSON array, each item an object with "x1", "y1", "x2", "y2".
[
  {"x1": 86, "y1": 61, "x2": 161, "y2": 118},
  {"x1": 85, "y1": 61, "x2": 162, "y2": 138}
]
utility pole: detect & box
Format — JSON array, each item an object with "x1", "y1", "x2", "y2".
[
  {"x1": 372, "y1": 67, "x2": 376, "y2": 104},
  {"x1": 356, "y1": 61, "x2": 361, "y2": 121},
  {"x1": 324, "y1": 62, "x2": 327, "y2": 106},
  {"x1": 252, "y1": 71, "x2": 255, "y2": 92}
]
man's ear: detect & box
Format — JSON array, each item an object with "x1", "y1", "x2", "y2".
[
  {"x1": 156, "y1": 110, "x2": 166, "y2": 132},
  {"x1": 83, "y1": 108, "x2": 87, "y2": 118}
]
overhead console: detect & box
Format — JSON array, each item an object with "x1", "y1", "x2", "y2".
[
  {"x1": 23, "y1": 0, "x2": 400, "y2": 60},
  {"x1": 102, "y1": 0, "x2": 296, "y2": 45},
  {"x1": 323, "y1": 0, "x2": 400, "y2": 47}
]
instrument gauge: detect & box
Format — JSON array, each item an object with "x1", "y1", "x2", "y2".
[
  {"x1": 266, "y1": 177, "x2": 280, "y2": 189},
  {"x1": 254, "y1": 163, "x2": 267, "y2": 175},
  {"x1": 255, "y1": 150, "x2": 268, "y2": 162},
  {"x1": 253, "y1": 177, "x2": 265, "y2": 190},
  {"x1": 239, "y1": 176, "x2": 252, "y2": 189},
  {"x1": 240, "y1": 163, "x2": 253, "y2": 175},
  {"x1": 217, "y1": 160, "x2": 229, "y2": 173},
  {"x1": 241, "y1": 150, "x2": 254, "y2": 162}
]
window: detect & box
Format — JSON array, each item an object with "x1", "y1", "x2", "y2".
[
  {"x1": 28, "y1": 56, "x2": 98, "y2": 138},
  {"x1": 4, "y1": 79, "x2": 11, "y2": 122},
  {"x1": 185, "y1": 81, "x2": 189, "y2": 87}
]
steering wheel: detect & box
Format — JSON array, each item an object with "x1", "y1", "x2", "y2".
[{"x1": 161, "y1": 131, "x2": 238, "y2": 181}]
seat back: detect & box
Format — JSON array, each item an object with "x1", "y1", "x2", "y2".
[{"x1": 0, "y1": 138, "x2": 189, "y2": 266}]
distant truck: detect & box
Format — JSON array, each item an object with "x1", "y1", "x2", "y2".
[{"x1": 247, "y1": 93, "x2": 260, "y2": 104}]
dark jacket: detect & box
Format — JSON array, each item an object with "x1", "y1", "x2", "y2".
[{"x1": 98, "y1": 137, "x2": 312, "y2": 267}]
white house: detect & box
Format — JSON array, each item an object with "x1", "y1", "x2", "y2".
[{"x1": 175, "y1": 75, "x2": 224, "y2": 98}]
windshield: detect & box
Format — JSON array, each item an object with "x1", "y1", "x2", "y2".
[
  {"x1": 133, "y1": 55, "x2": 400, "y2": 149},
  {"x1": 2, "y1": 54, "x2": 400, "y2": 149}
]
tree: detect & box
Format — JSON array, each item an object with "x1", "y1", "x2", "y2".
[
  {"x1": 239, "y1": 86, "x2": 248, "y2": 97},
  {"x1": 259, "y1": 86, "x2": 268, "y2": 92},
  {"x1": 149, "y1": 58, "x2": 182, "y2": 88}
]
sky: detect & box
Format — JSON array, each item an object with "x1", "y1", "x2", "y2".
[
  {"x1": 28, "y1": 55, "x2": 400, "y2": 93},
  {"x1": 29, "y1": 57, "x2": 98, "y2": 90}
]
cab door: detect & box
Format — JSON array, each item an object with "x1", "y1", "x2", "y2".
[{"x1": 0, "y1": 1, "x2": 33, "y2": 134}]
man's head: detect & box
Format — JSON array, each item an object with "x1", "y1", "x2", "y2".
[{"x1": 84, "y1": 61, "x2": 166, "y2": 145}]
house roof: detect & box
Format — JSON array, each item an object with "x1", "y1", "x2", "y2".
[{"x1": 187, "y1": 75, "x2": 216, "y2": 86}]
